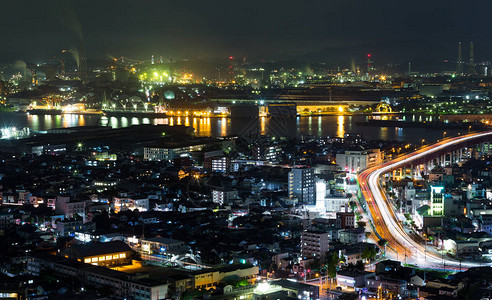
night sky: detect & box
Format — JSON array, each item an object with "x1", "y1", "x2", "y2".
[{"x1": 1, "y1": 0, "x2": 489, "y2": 66}]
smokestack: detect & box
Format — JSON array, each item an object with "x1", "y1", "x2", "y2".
[
  {"x1": 469, "y1": 42, "x2": 475, "y2": 75},
  {"x1": 60, "y1": 59, "x2": 65, "y2": 77},
  {"x1": 457, "y1": 42, "x2": 463, "y2": 75},
  {"x1": 78, "y1": 43, "x2": 87, "y2": 81}
]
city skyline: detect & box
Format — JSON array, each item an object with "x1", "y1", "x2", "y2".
[{"x1": 0, "y1": 0, "x2": 489, "y2": 67}]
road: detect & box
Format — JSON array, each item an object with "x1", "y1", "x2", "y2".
[{"x1": 358, "y1": 130, "x2": 492, "y2": 270}]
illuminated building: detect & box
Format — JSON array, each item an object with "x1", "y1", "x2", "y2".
[
  {"x1": 430, "y1": 186, "x2": 444, "y2": 216},
  {"x1": 300, "y1": 230, "x2": 330, "y2": 260},
  {"x1": 212, "y1": 188, "x2": 238, "y2": 205},
  {"x1": 336, "y1": 149, "x2": 381, "y2": 173},
  {"x1": 252, "y1": 145, "x2": 281, "y2": 163},
  {"x1": 55, "y1": 196, "x2": 85, "y2": 221},
  {"x1": 141, "y1": 237, "x2": 188, "y2": 255},
  {"x1": 113, "y1": 197, "x2": 149, "y2": 213},
  {"x1": 211, "y1": 156, "x2": 228, "y2": 173},
  {"x1": 27, "y1": 253, "x2": 169, "y2": 299},
  {"x1": 143, "y1": 143, "x2": 206, "y2": 161},
  {"x1": 55, "y1": 216, "x2": 83, "y2": 237},
  {"x1": 188, "y1": 264, "x2": 258, "y2": 290},
  {"x1": 288, "y1": 168, "x2": 315, "y2": 204},
  {"x1": 61, "y1": 241, "x2": 132, "y2": 267},
  {"x1": 338, "y1": 227, "x2": 365, "y2": 244},
  {"x1": 336, "y1": 269, "x2": 374, "y2": 289}
]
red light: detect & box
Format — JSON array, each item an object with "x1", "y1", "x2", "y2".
[
  {"x1": 229, "y1": 56, "x2": 234, "y2": 60},
  {"x1": 367, "y1": 54, "x2": 371, "y2": 58}
]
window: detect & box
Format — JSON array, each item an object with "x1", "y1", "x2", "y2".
[
  {"x1": 99, "y1": 256, "x2": 105, "y2": 261},
  {"x1": 84, "y1": 258, "x2": 91, "y2": 263},
  {"x1": 119, "y1": 253, "x2": 126, "y2": 258},
  {"x1": 92, "y1": 257, "x2": 98, "y2": 262},
  {"x1": 106, "y1": 255, "x2": 112, "y2": 260},
  {"x1": 113, "y1": 255, "x2": 119, "y2": 259}
]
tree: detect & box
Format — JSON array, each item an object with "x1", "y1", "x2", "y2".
[
  {"x1": 378, "y1": 239, "x2": 388, "y2": 256},
  {"x1": 306, "y1": 258, "x2": 321, "y2": 272},
  {"x1": 326, "y1": 252, "x2": 340, "y2": 278},
  {"x1": 362, "y1": 246, "x2": 376, "y2": 261}
]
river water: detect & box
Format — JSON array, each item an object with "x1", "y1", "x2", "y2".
[{"x1": 0, "y1": 112, "x2": 463, "y2": 143}]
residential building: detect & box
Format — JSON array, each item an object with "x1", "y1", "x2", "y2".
[
  {"x1": 336, "y1": 212, "x2": 355, "y2": 229},
  {"x1": 55, "y1": 196, "x2": 85, "y2": 220},
  {"x1": 366, "y1": 275, "x2": 409, "y2": 298},
  {"x1": 300, "y1": 230, "x2": 330, "y2": 260},
  {"x1": 338, "y1": 227, "x2": 365, "y2": 244},
  {"x1": 212, "y1": 188, "x2": 238, "y2": 205}
]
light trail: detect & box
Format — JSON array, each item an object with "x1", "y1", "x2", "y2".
[{"x1": 358, "y1": 130, "x2": 492, "y2": 269}]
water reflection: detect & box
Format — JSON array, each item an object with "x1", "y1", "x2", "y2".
[
  {"x1": 28, "y1": 115, "x2": 39, "y2": 131},
  {"x1": 154, "y1": 118, "x2": 168, "y2": 125},
  {"x1": 4, "y1": 112, "x2": 467, "y2": 143},
  {"x1": 336, "y1": 115, "x2": 345, "y2": 138},
  {"x1": 220, "y1": 117, "x2": 227, "y2": 136},
  {"x1": 121, "y1": 117, "x2": 128, "y2": 127}
]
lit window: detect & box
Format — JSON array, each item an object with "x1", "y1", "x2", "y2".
[
  {"x1": 99, "y1": 256, "x2": 105, "y2": 261},
  {"x1": 113, "y1": 255, "x2": 119, "y2": 259},
  {"x1": 84, "y1": 258, "x2": 91, "y2": 263},
  {"x1": 106, "y1": 255, "x2": 112, "y2": 260},
  {"x1": 91, "y1": 257, "x2": 98, "y2": 262},
  {"x1": 119, "y1": 253, "x2": 126, "y2": 258}
]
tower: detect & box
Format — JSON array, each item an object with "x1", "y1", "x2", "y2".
[
  {"x1": 468, "y1": 42, "x2": 475, "y2": 75},
  {"x1": 456, "y1": 42, "x2": 463, "y2": 75}
]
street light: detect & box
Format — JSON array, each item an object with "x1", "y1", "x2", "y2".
[{"x1": 443, "y1": 132, "x2": 447, "y2": 139}]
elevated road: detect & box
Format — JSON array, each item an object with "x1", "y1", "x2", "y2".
[{"x1": 358, "y1": 131, "x2": 492, "y2": 269}]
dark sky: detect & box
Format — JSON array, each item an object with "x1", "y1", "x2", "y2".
[{"x1": 1, "y1": 0, "x2": 489, "y2": 65}]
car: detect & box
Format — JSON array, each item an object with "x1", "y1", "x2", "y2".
[{"x1": 335, "y1": 286, "x2": 343, "y2": 291}]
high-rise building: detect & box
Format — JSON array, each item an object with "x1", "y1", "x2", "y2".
[{"x1": 288, "y1": 168, "x2": 315, "y2": 204}]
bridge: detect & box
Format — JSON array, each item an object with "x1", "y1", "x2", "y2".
[{"x1": 358, "y1": 130, "x2": 492, "y2": 270}]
